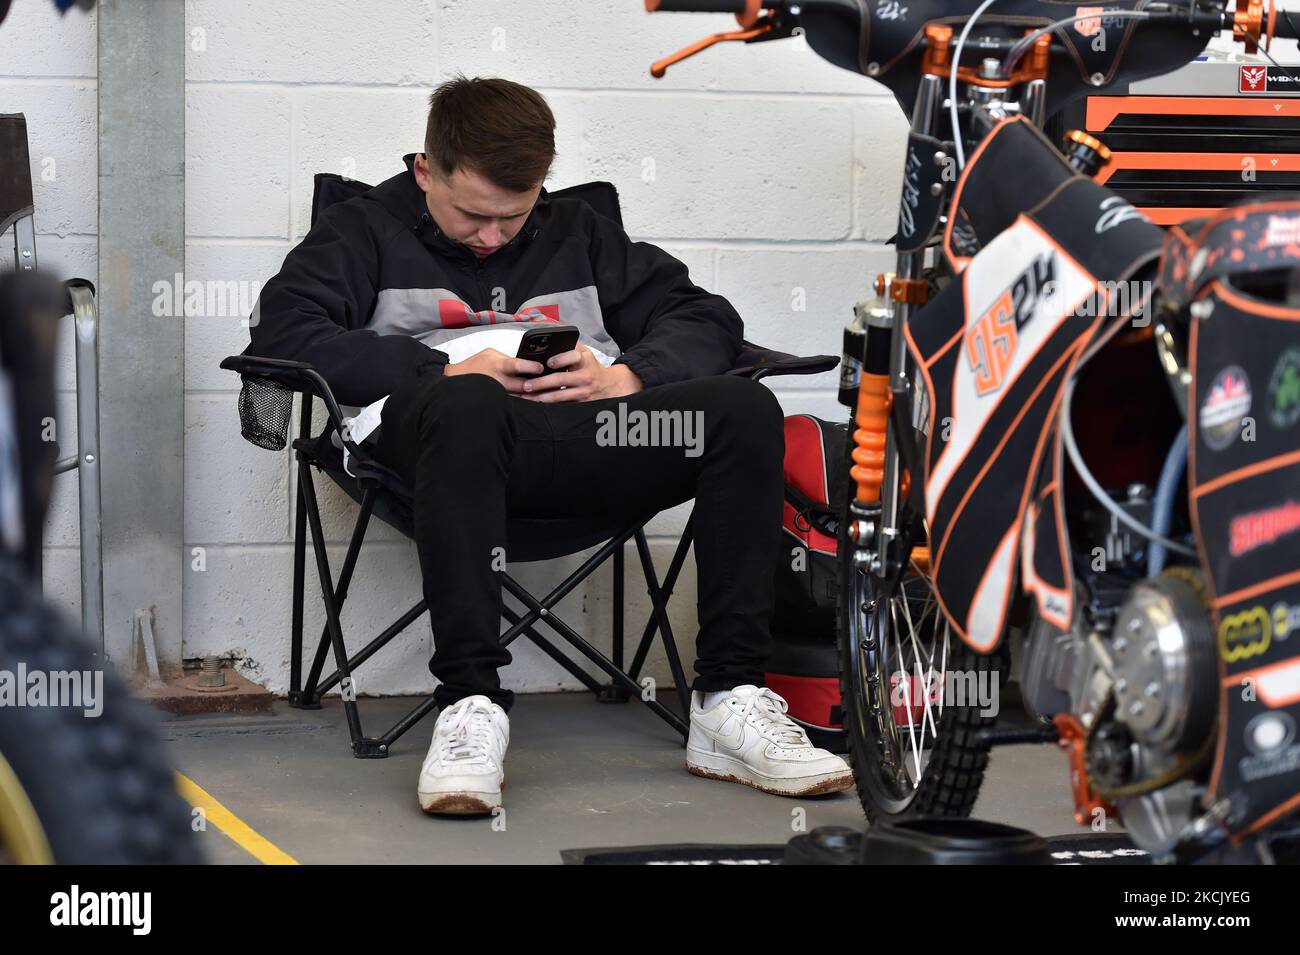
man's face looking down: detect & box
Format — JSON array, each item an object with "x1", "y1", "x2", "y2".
[{"x1": 413, "y1": 152, "x2": 542, "y2": 261}]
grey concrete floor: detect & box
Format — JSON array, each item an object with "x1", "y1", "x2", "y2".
[{"x1": 160, "y1": 693, "x2": 1082, "y2": 865}]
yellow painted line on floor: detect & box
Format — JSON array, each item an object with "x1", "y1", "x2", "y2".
[{"x1": 176, "y1": 773, "x2": 300, "y2": 865}]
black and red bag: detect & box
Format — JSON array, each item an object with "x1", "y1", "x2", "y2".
[{"x1": 766, "y1": 414, "x2": 850, "y2": 752}]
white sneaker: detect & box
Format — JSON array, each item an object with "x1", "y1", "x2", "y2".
[
  {"x1": 417, "y1": 695, "x2": 509, "y2": 815},
  {"x1": 687, "y1": 685, "x2": 853, "y2": 797}
]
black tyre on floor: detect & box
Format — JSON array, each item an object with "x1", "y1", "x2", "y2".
[{"x1": 0, "y1": 557, "x2": 204, "y2": 864}]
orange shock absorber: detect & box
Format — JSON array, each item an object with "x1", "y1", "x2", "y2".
[{"x1": 852, "y1": 373, "x2": 891, "y2": 504}]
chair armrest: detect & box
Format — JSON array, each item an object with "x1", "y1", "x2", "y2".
[
  {"x1": 220, "y1": 353, "x2": 336, "y2": 409},
  {"x1": 221, "y1": 353, "x2": 357, "y2": 454},
  {"x1": 726, "y1": 340, "x2": 840, "y2": 381},
  {"x1": 220, "y1": 354, "x2": 316, "y2": 380}
]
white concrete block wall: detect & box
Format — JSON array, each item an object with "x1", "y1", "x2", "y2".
[{"x1": 10, "y1": 0, "x2": 908, "y2": 698}]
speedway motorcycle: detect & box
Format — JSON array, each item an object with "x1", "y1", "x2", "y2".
[{"x1": 648, "y1": 0, "x2": 1300, "y2": 862}]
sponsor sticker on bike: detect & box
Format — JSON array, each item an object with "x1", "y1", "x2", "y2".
[
  {"x1": 1074, "y1": 6, "x2": 1103, "y2": 37},
  {"x1": 1262, "y1": 215, "x2": 1300, "y2": 248},
  {"x1": 1219, "y1": 604, "x2": 1271, "y2": 663},
  {"x1": 1200, "y1": 365, "x2": 1252, "y2": 451},
  {"x1": 964, "y1": 250, "x2": 1057, "y2": 396},
  {"x1": 1239, "y1": 64, "x2": 1300, "y2": 95},
  {"x1": 1094, "y1": 195, "x2": 1147, "y2": 234},
  {"x1": 1268, "y1": 346, "x2": 1300, "y2": 431},
  {"x1": 1240, "y1": 64, "x2": 1268, "y2": 93},
  {"x1": 949, "y1": 218, "x2": 980, "y2": 260},
  {"x1": 1239, "y1": 711, "x2": 1300, "y2": 783},
  {"x1": 1229, "y1": 499, "x2": 1300, "y2": 556},
  {"x1": 1274, "y1": 600, "x2": 1300, "y2": 641}
]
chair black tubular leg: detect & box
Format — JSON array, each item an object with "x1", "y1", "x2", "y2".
[
  {"x1": 612, "y1": 543, "x2": 624, "y2": 669},
  {"x1": 300, "y1": 621, "x2": 333, "y2": 709},
  {"x1": 629, "y1": 517, "x2": 693, "y2": 679},
  {"x1": 302, "y1": 620, "x2": 331, "y2": 706},
  {"x1": 337, "y1": 489, "x2": 376, "y2": 593},
  {"x1": 315, "y1": 599, "x2": 427, "y2": 697},
  {"x1": 633, "y1": 530, "x2": 693, "y2": 723},
  {"x1": 288, "y1": 394, "x2": 315, "y2": 705},
  {"x1": 304, "y1": 489, "x2": 379, "y2": 697},
  {"x1": 501, "y1": 603, "x2": 604, "y2": 693},
  {"x1": 297, "y1": 459, "x2": 365, "y2": 749},
  {"x1": 357, "y1": 590, "x2": 614, "y2": 755},
  {"x1": 373, "y1": 694, "x2": 442, "y2": 754},
  {"x1": 500, "y1": 574, "x2": 687, "y2": 738},
  {"x1": 655, "y1": 533, "x2": 697, "y2": 724},
  {"x1": 289, "y1": 465, "x2": 308, "y2": 703},
  {"x1": 600, "y1": 543, "x2": 630, "y2": 704},
  {"x1": 492, "y1": 531, "x2": 628, "y2": 650},
  {"x1": 661, "y1": 628, "x2": 693, "y2": 724},
  {"x1": 519, "y1": 527, "x2": 634, "y2": 618}
]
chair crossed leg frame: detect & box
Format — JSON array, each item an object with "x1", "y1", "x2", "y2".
[{"x1": 286, "y1": 445, "x2": 699, "y2": 758}]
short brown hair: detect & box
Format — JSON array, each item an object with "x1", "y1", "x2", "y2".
[{"x1": 424, "y1": 75, "x2": 556, "y2": 192}]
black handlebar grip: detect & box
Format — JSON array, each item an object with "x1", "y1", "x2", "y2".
[
  {"x1": 645, "y1": 0, "x2": 750, "y2": 12},
  {"x1": 1271, "y1": 6, "x2": 1300, "y2": 39}
]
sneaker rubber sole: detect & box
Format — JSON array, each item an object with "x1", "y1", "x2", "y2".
[
  {"x1": 686, "y1": 749, "x2": 853, "y2": 798},
  {"x1": 418, "y1": 777, "x2": 506, "y2": 816}
]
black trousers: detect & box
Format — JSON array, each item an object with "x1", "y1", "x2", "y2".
[{"x1": 371, "y1": 368, "x2": 785, "y2": 713}]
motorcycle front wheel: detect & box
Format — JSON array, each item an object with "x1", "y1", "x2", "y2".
[
  {"x1": 836, "y1": 484, "x2": 997, "y2": 823},
  {"x1": 0, "y1": 557, "x2": 203, "y2": 864}
]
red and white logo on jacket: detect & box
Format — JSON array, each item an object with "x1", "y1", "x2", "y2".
[{"x1": 437, "y1": 299, "x2": 561, "y2": 328}]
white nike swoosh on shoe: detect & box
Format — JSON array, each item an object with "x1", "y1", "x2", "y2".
[{"x1": 707, "y1": 718, "x2": 747, "y2": 752}]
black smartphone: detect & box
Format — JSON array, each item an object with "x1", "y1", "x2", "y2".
[{"x1": 516, "y1": 324, "x2": 580, "y2": 376}]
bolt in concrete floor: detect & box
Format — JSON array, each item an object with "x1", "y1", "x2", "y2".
[{"x1": 160, "y1": 693, "x2": 1082, "y2": 865}]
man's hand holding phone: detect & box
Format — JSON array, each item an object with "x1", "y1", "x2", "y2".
[
  {"x1": 443, "y1": 348, "x2": 544, "y2": 393},
  {"x1": 443, "y1": 325, "x2": 643, "y2": 402},
  {"x1": 519, "y1": 342, "x2": 642, "y2": 403}
]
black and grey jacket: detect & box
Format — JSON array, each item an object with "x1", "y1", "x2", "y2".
[{"x1": 245, "y1": 154, "x2": 744, "y2": 408}]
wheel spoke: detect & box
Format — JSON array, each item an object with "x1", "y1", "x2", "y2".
[
  {"x1": 899, "y1": 590, "x2": 939, "y2": 745},
  {"x1": 889, "y1": 599, "x2": 923, "y2": 786},
  {"x1": 844, "y1": 523, "x2": 969, "y2": 808},
  {"x1": 936, "y1": 620, "x2": 951, "y2": 722}
]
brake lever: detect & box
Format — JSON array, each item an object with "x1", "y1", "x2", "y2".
[{"x1": 649, "y1": 12, "x2": 796, "y2": 78}]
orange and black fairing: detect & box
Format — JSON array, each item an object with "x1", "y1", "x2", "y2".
[
  {"x1": 1162, "y1": 200, "x2": 1300, "y2": 839},
  {"x1": 905, "y1": 116, "x2": 1164, "y2": 652}
]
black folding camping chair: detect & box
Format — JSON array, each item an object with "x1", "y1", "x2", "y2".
[{"x1": 221, "y1": 172, "x2": 838, "y2": 758}]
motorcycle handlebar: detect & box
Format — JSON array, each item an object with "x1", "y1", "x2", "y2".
[
  {"x1": 644, "y1": 1, "x2": 1299, "y2": 90},
  {"x1": 1272, "y1": 6, "x2": 1300, "y2": 40}
]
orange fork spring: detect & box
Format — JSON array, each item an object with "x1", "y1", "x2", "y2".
[{"x1": 852, "y1": 373, "x2": 891, "y2": 504}]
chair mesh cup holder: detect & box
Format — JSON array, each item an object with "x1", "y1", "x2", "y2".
[{"x1": 238, "y1": 374, "x2": 293, "y2": 451}]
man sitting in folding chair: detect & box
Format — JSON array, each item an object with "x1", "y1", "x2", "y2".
[{"x1": 247, "y1": 75, "x2": 851, "y2": 815}]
